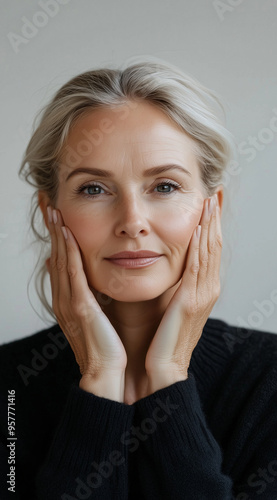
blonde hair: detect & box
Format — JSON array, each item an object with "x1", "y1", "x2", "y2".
[{"x1": 19, "y1": 57, "x2": 235, "y2": 323}]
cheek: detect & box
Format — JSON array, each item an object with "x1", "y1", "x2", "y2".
[
  {"x1": 59, "y1": 208, "x2": 107, "y2": 252},
  {"x1": 159, "y1": 198, "x2": 203, "y2": 247}
]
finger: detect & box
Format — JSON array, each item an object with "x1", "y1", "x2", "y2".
[
  {"x1": 53, "y1": 209, "x2": 71, "y2": 304},
  {"x1": 198, "y1": 197, "x2": 213, "y2": 284},
  {"x1": 207, "y1": 200, "x2": 222, "y2": 290},
  {"x1": 179, "y1": 223, "x2": 201, "y2": 304},
  {"x1": 47, "y1": 206, "x2": 59, "y2": 307},
  {"x1": 63, "y1": 225, "x2": 102, "y2": 315}
]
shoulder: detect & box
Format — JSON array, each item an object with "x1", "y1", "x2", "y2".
[
  {"x1": 0, "y1": 323, "x2": 64, "y2": 367},
  {"x1": 216, "y1": 318, "x2": 276, "y2": 358},
  {"x1": 205, "y1": 316, "x2": 277, "y2": 378},
  {"x1": 0, "y1": 322, "x2": 63, "y2": 352}
]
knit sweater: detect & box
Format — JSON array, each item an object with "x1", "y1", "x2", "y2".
[{"x1": 0, "y1": 317, "x2": 277, "y2": 500}]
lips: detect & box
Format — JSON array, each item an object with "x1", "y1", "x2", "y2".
[
  {"x1": 106, "y1": 250, "x2": 162, "y2": 259},
  {"x1": 105, "y1": 250, "x2": 163, "y2": 268}
]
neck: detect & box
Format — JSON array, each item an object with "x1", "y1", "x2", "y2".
[{"x1": 98, "y1": 282, "x2": 180, "y2": 381}]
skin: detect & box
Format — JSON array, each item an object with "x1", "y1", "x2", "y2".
[{"x1": 39, "y1": 100, "x2": 223, "y2": 404}]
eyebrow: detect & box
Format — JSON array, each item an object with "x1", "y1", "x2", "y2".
[{"x1": 65, "y1": 164, "x2": 192, "y2": 182}]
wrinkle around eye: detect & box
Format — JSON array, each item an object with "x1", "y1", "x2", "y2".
[{"x1": 70, "y1": 177, "x2": 195, "y2": 200}]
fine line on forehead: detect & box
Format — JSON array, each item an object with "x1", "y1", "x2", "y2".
[{"x1": 64, "y1": 164, "x2": 193, "y2": 182}]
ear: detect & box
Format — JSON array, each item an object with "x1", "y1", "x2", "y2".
[
  {"x1": 38, "y1": 191, "x2": 52, "y2": 231},
  {"x1": 214, "y1": 186, "x2": 224, "y2": 218}
]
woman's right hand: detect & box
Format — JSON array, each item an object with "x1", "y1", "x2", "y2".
[{"x1": 46, "y1": 206, "x2": 127, "y2": 399}]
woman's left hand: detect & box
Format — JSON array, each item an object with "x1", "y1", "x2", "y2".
[{"x1": 145, "y1": 193, "x2": 222, "y2": 393}]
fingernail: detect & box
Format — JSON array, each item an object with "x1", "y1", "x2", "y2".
[
  {"x1": 47, "y1": 206, "x2": 52, "y2": 223},
  {"x1": 61, "y1": 226, "x2": 68, "y2": 240},
  {"x1": 52, "y1": 209, "x2": 58, "y2": 224}
]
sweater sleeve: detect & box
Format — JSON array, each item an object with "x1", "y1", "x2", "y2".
[
  {"x1": 132, "y1": 371, "x2": 268, "y2": 500},
  {"x1": 35, "y1": 380, "x2": 134, "y2": 500}
]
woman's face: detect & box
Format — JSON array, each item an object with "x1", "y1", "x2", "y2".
[{"x1": 54, "y1": 100, "x2": 207, "y2": 302}]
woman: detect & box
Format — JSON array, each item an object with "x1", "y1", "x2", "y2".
[{"x1": 0, "y1": 59, "x2": 277, "y2": 500}]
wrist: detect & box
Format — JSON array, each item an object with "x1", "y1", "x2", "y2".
[
  {"x1": 79, "y1": 371, "x2": 125, "y2": 402},
  {"x1": 147, "y1": 369, "x2": 188, "y2": 394}
]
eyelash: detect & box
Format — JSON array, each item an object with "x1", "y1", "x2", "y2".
[{"x1": 73, "y1": 180, "x2": 182, "y2": 199}]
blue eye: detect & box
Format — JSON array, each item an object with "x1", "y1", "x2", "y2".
[
  {"x1": 83, "y1": 184, "x2": 103, "y2": 196},
  {"x1": 74, "y1": 183, "x2": 104, "y2": 198},
  {"x1": 154, "y1": 181, "x2": 181, "y2": 195},
  {"x1": 73, "y1": 180, "x2": 182, "y2": 199}
]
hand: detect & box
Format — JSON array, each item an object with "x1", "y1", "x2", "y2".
[
  {"x1": 145, "y1": 194, "x2": 222, "y2": 391},
  {"x1": 46, "y1": 206, "x2": 127, "y2": 381}
]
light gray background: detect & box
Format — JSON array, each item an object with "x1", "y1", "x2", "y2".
[{"x1": 1, "y1": 0, "x2": 277, "y2": 344}]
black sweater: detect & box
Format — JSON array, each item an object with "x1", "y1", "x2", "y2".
[{"x1": 0, "y1": 317, "x2": 277, "y2": 499}]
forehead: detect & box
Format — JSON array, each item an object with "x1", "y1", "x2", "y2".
[{"x1": 60, "y1": 100, "x2": 200, "y2": 173}]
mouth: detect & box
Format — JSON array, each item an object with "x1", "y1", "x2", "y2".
[
  {"x1": 105, "y1": 250, "x2": 163, "y2": 269},
  {"x1": 107, "y1": 250, "x2": 161, "y2": 258},
  {"x1": 105, "y1": 256, "x2": 162, "y2": 268}
]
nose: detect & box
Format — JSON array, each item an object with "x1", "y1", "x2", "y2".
[{"x1": 114, "y1": 194, "x2": 151, "y2": 238}]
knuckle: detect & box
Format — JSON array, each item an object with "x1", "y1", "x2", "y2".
[
  {"x1": 56, "y1": 257, "x2": 67, "y2": 272},
  {"x1": 189, "y1": 261, "x2": 199, "y2": 274},
  {"x1": 199, "y1": 254, "x2": 208, "y2": 266},
  {"x1": 50, "y1": 257, "x2": 66, "y2": 272},
  {"x1": 214, "y1": 283, "x2": 221, "y2": 298},
  {"x1": 67, "y1": 265, "x2": 77, "y2": 279},
  {"x1": 71, "y1": 300, "x2": 90, "y2": 319},
  {"x1": 208, "y1": 241, "x2": 217, "y2": 255}
]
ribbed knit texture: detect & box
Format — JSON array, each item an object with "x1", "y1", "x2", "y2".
[{"x1": 0, "y1": 317, "x2": 277, "y2": 499}]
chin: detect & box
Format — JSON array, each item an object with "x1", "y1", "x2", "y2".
[
  {"x1": 97, "y1": 288, "x2": 166, "y2": 303},
  {"x1": 89, "y1": 276, "x2": 182, "y2": 304}
]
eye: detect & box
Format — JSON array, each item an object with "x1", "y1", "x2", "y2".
[
  {"x1": 73, "y1": 179, "x2": 183, "y2": 200},
  {"x1": 73, "y1": 182, "x2": 105, "y2": 198},
  {"x1": 154, "y1": 180, "x2": 182, "y2": 195}
]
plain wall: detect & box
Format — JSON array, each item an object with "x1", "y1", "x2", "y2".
[{"x1": 1, "y1": 0, "x2": 277, "y2": 343}]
